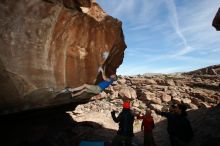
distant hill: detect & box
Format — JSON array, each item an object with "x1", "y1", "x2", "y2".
[
  {"x1": 184, "y1": 64, "x2": 220, "y2": 75},
  {"x1": 143, "y1": 73, "x2": 163, "y2": 77},
  {"x1": 140, "y1": 64, "x2": 220, "y2": 77}
]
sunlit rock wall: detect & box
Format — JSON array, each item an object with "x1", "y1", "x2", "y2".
[{"x1": 0, "y1": 0, "x2": 126, "y2": 114}]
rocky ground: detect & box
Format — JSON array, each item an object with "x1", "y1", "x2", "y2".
[
  {"x1": 68, "y1": 65, "x2": 220, "y2": 145},
  {"x1": 1, "y1": 66, "x2": 220, "y2": 146}
]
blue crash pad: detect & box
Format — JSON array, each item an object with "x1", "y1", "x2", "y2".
[{"x1": 78, "y1": 141, "x2": 105, "y2": 146}]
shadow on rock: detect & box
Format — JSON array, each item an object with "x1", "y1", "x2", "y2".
[
  {"x1": 1, "y1": 105, "x2": 220, "y2": 146},
  {"x1": 0, "y1": 110, "x2": 116, "y2": 146}
]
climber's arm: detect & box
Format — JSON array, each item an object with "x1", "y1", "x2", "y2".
[{"x1": 99, "y1": 66, "x2": 110, "y2": 81}]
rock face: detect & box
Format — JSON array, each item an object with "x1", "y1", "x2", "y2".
[
  {"x1": 0, "y1": 0, "x2": 126, "y2": 115},
  {"x1": 213, "y1": 8, "x2": 220, "y2": 31}
]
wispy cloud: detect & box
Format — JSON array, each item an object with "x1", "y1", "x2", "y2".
[
  {"x1": 111, "y1": 0, "x2": 136, "y2": 20},
  {"x1": 97, "y1": 0, "x2": 220, "y2": 75},
  {"x1": 129, "y1": 24, "x2": 150, "y2": 31},
  {"x1": 165, "y1": 0, "x2": 192, "y2": 56},
  {"x1": 175, "y1": 1, "x2": 220, "y2": 53}
]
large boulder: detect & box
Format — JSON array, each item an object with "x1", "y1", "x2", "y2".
[
  {"x1": 0, "y1": 0, "x2": 126, "y2": 115},
  {"x1": 118, "y1": 86, "x2": 137, "y2": 100}
]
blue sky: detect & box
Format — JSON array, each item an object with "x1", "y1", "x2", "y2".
[{"x1": 96, "y1": 0, "x2": 220, "y2": 75}]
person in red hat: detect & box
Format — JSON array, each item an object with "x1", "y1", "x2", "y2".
[
  {"x1": 110, "y1": 101, "x2": 134, "y2": 146},
  {"x1": 61, "y1": 66, "x2": 117, "y2": 97}
]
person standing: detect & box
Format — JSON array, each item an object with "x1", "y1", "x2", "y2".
[
  {"x1": 157, "y1": 104, "x2": 193, "y2": 146},
  {"x1": 110, "y1": 101, "x2": 134, "y2": 146},
  {"x1": 172, "y1": 104, "x2": 194, "y2": 146},
  {"x1": 137, "y1": 109, "x2": 156, "y2": 146}
]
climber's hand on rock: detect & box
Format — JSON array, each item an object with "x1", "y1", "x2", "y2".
[{"x1": 98, "y1": 67, "x2": 104, "y2": 73}]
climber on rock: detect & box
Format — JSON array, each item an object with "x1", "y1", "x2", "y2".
[{"x1": 62, "y1": 66, "x2": 117, "y2": 97}]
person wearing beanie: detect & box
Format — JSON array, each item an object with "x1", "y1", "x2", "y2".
[
  {"x1": 123, "y1": 101, "x2": 131, "y2": 109},
  {"x1": 110, "y1": 101, "x2": 134, "y2": 146}
]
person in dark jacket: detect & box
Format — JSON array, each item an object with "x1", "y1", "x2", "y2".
[
  {"x1": 158, "y1": 104, "x2": 193, "y2": 146},
  {"x1": 137, "y1": 109, "x2": 156, "y2": 146},
  {"x1": 155, "y1": 104, "x2": 176, "y2": 146},
  {"x1": 172, "y1": 104, "x2": 194, "y2": 146},
  {"x1": 110, "y1": 101, "x2": 134, "y2": 146}
]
